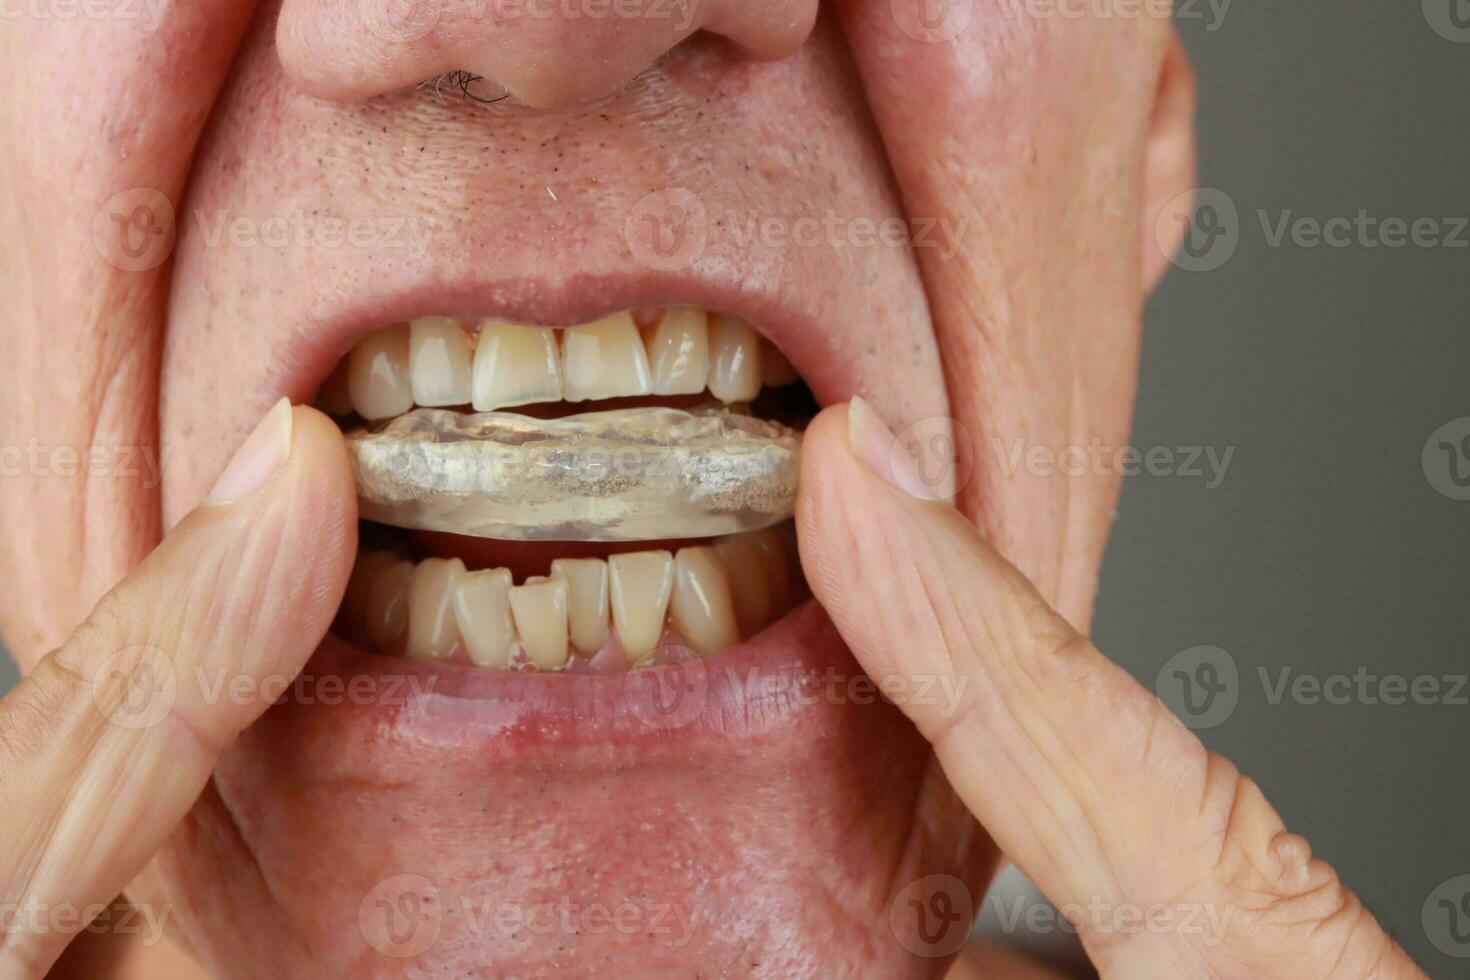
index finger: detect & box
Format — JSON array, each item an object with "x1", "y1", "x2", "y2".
[
  {"x1": 798, "y1": 400, "x2": 1422, "y2": 978},
  {"x1": 0, "y1": 405, "x2": 355, "y2": 976}
]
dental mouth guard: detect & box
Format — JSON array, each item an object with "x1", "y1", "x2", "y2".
[{"x1": 348, "y1": 406, "x2": 801, "y2": 541}]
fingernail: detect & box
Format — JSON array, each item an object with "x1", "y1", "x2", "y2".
[
  {"x1": 847, "y1": 397, "x2": 946, "y2": 501},
  {"x1": 207, "y1": 398, "x2": 293, "y2": 502}
]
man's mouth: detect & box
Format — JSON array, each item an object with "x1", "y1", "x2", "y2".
[{"x1": 314, "y1": 307, "x2": 818, "y2": 675}]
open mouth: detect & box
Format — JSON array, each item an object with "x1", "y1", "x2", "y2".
[{"x1": 314, "y1": 308, "x2": 819, "y2": 675}]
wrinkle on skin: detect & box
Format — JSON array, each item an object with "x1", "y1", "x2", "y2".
[
  {"x1": 0, "y1": 0, "x2": 260, "y2": 657},
  {"x1": 836, "y1": 4, "x2": 1166, "y2": 628}
]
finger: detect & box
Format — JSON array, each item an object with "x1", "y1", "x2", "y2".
[
  {"x1": 0, "y1": 402, "x2": 356, "y2": 976},
  {"x1": 798, "y1": 401, "x2": 1421, "y2": 978}
]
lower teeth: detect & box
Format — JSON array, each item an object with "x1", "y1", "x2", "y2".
[{"x1": 338, "y1": 525, "x2": 799, "y2": 672}]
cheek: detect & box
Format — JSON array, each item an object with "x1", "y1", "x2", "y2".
[
  {"x1": 0, "y1": 1, "x2": 257, "y2": 661},
  {"x1": 836, "y1": 2, "x2": 1162, "y2": 617}
]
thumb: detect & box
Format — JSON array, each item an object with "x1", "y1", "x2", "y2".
[
  {"x1": 797, "y1": 399, "x2": 1417, "y2": 977},
  {"x1": 0, "y1": 401, "x2": 356, "y2": 976}
]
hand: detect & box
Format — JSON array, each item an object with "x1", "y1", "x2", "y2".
[
  {"x1": 797, "y1": 399, "x2": 1425, "y2": 978},
  {"x1": 0, "y1": 402, "x2": 356, "y2": 977}
]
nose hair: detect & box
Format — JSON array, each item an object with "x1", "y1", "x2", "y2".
[{"x1": 277, "y1": 0, "x2": 818, "y2": 108}]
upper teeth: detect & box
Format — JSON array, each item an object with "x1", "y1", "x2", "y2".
[
  {"x1": 343, "y1": 309, "x2": 796, "y2": 421},
  {"x1": 561, "y1": 312, "x2": 653, "y2": 403}
]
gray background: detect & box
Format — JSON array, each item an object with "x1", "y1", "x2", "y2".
[
  {"x1": 1087, "y1": 1, "x2": 1466, "y2": 973},
  {"x1": 3, "y1": 1, "x2": 1467, "y2": 974},
  {"x1": 989, "y1": 5, "x2": 1470, "y2": 973}
]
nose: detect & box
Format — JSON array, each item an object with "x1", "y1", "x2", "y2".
[{"x1": 277, "y1": 0, "x2": 818, "y2": 108}]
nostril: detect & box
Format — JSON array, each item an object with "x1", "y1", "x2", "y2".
[{"x1": 277, "y1": 0, "x2": 818, "y2": 107}]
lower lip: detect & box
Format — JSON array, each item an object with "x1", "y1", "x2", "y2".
[{"x1": 280, "y1": 600, "x2": 850, "y2": 767}]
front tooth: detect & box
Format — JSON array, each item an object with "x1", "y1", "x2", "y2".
[
  {"x1": 670, "y1": 546, "x2": 741, "y2": 656},
  {"x1": 452, "y1": 568, "x2": 516, "y2": 669},
  {"x1": 551, "y1": 558, "x2": 609, "y2": 654},
  {"x1": 645, "y1": 307, "x2": 710, "y2": 396},
  {"x1": 708, "y1": 315, "x2": 762, "y2": 403},
  {"x1": 609, "y1": 550, "x2": 674, "y2": 664},
  {"x1": 410, "y1": 316, "x2": 472, "y2": 407},
  {"x1": 349, "y1": 327, "x2": 414, "y2": 420},
  {"x1": 562, "y1": 312, "x2": 653, "y2": 402},
  {"x1": 713, "y1": 534, "x2": 773, "y2": 639},
  {"x1": 509, "y1": 576, "x2": 570, "y2": 670},
  {"x1": 406, "y1": 557, "x2": 465, "y2": 661},
  {"x1": 471, "y1": 320, "x2": 563, "y2": 411},
  {"x1": 366, "y1": 560, "x2": 416, "y2": 648}
]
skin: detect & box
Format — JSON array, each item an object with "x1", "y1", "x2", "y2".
[{"x1": 0, "y1": 0, "x2": 1421, "y2": 976}]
